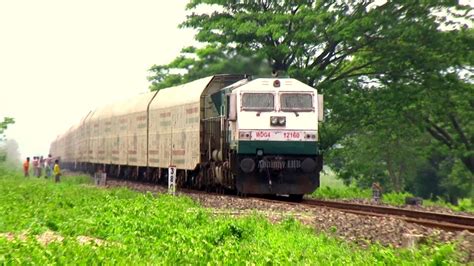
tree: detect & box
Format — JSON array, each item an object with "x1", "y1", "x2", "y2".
[
  {"x1": 181, "y1": 0, "x2": 473, "y2": 172},
  {"x1": 148, "y1": 44, "x2": 270, "y2": 91},
  {"x1": 0, "y1": 117, "x2": 15, "y2": 164},
  {"x1": 1, "y1": 139, "x2": 21, "y2": 167},
  {"x1": 0, "y1": 117, "x2": 14, "y2": 142},
  {"x1": 325, "y1": 77, "x2": 438, "y2": 192},
  {"x1": 350, "y1": 27, "x2": 474, "y2": 173},
  {"x1": 151, "y1": 1, "x2": 473, "y2": 198},
  {"x1": 182, "y1": 1, "x2": 470, "y2": 84}
]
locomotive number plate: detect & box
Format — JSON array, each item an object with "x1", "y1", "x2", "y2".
[{"x1": 251, "y1": 130, "x2": 309, "y2": 141}]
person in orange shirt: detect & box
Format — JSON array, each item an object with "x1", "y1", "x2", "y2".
[{"x1": 23, "y1": 157, "x2": 30, "y2": 177}]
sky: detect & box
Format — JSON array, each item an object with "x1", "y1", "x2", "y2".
[{"x1": 0, "y1": 0, "x2": 196, "y2": 159}]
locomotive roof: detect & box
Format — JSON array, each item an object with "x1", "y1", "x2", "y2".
[{"x1": 232, "y1": 78, "x2": 315, "y2": 92}]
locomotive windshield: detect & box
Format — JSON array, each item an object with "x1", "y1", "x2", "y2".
[
  {"x1": 280, "y1": 93, "x2": 313, "y2": 111},
  {"x1": 241, "y1": 93, "x2": 274, "y2": 111}
]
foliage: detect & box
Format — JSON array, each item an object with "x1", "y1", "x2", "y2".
[
  {"x1": 312, "y1": 185, "x2": 414, "y2": 207},
  {"x1": 0, "y1": 139, "x2": 21, "y2": 168},
  {"x1": 320, "y1": 168, "x2": 345, "y2": 188},
  {"x1": 0, "y1": 117, "x2": 15, "y2": 163},
  {"x1": 0, "y1": 172, "x2": 466, "y2": 264},
  {"x1": 312, "y1": 186, "x2": 371, "y2": 200},
  {"x1": 182, "y1": 1, "x2": 472, "y2": 88},
  {"x1": 424, "y1": 198, "x2": 473, "y2": 213},
  {"x1": 327, "y1": 119, "x2": 427, "y2": 192},
  {"x1": 0, "y1": 117, "x2": 14, "y2": 139},
  {"x1": 148, "y1": 44, "x2": 270, "y2": 91},
  {"x1": 167, "y1": 0, "x2": 474, "y2": 202},
  {"x1": 439, "y1": 158, "x2": 473, "y2": 204},
  {"x1": 311, "y1": 185, "x2": 473, "y2": 213},
  {"x1": 382, "y1": 192, "x2": 415, "y2": 206}
]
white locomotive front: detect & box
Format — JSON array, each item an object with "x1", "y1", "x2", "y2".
[{"x1": 220, "y1": 78, "x2": 323, "y2": 199}]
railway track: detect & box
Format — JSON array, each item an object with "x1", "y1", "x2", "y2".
[
  {"x1": 103, "y1": 177, "x2": 474, "y2": 233},
  {"x1": 247, "y1": 195, "x2": 474, "y2": 232},
  {"x1": 291, "y1": 198, "x2": 474, "y2": 233}
]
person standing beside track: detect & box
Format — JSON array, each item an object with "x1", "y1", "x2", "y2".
[
  {"x1": 44, "y1": 154, "x2": 52, "y2": 178},
  {"x1": 32, "y1": 157, "x2": 38, "y2": 177},
  {"x1": 372, "y1": 182, "x2": 383, "y2": 204},
  {"x1": 38, "y1": 156, "x2": 44, "y2": 177},
  {"x1": 23, "y1": 157, "x2": 30, "y2": 177},
  {"x1": 53, "y1": 159, "x2": 61, "y2": 183}
]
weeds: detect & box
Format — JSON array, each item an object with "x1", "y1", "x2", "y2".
[
  {"x1": 311, "y1": 185, "x2": 474, "y2": 213},
  {"x1": 0, "y1": 170, "x2": 466, "y2": 264}
]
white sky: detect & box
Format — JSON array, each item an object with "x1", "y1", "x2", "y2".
[{"x1": 0, "y1": 0, "x2": 196, "y2": 159}]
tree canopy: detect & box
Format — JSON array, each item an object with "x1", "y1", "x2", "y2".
[
  {"x1": 148, "y1": 45, "x2": 270, "y2": 91},
  {"x1": 0, "y1": 117, "x2": 14, "y2": 142}
]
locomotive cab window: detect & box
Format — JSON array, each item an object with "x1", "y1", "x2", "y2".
[
  {"x1": 241, "y1": 93, "x2": 274, "y2": 111},
  {"x1": 280, "y1": 93, "x2": 313, "y2": 111}
]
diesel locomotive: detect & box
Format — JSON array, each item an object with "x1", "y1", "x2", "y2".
[{"x1": 50, "y1": 74, "x2": 324, "y2": 198}]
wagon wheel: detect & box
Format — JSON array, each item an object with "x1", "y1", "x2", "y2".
[
  {"x1": 216, "y1": 169, "x2": 225, "y2": 194},
  {"x1": 237, "y1": 190, "x2": 247, "y2": 198},
  {"x1": 206, "y1": 167, "x2": 214, "y2": 192},
  {"x1": 193, "y1": 172, "x2": 200, "y2": 189},
  {"x1": 176, "y1": 171, "x2": 183, "y2": 188},
  {"x1": 153, "y1": 169, "x2": 159, "y2": 183},
  {"x1": 289, "y1": 194, "x2": 304, "y2": 202}
]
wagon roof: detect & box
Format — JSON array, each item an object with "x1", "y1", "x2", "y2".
[
  {"x1": 150, "y1": 76, "x2": 214, "y2": 109},
  {"x1": 75, "y1": 74, "x2": 245, "y2": 123}
]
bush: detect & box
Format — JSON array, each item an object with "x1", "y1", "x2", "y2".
[{"x1": 311, "y1": 186, "x2": 371, "y2": 199}]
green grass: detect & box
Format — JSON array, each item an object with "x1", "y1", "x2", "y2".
[
  {"x1": 314, "y1": 173, "x2": 474, "y2": 212},
  {"x1": 312, "y1": 186, "x2": 372, "y2": 200},
  {"x1": 423, "y1": 198, "x2": 474, "y2": 212},
  {"x1": 320, "y1": 168, "x2": 346, "y2": 188},
  {"x1": 0, "y1": 170, "x2": 467, "y2": 264}
]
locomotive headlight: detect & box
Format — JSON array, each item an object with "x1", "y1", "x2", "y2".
[
  {"x1": 270, "y1": 116, "x2": 285, "y2": 126},
  {"x1": 278, "y1": 117, "x2": 286, "y2": 125},
  {"x1": 270, "y1": 117, "x2": 278, "y2": 125}
]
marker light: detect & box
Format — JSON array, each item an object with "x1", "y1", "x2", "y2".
[
  {"x1": 278, "y1": 117, "x2": 286, "y2": 125},
  {"x1": 239, "y1": 131, "x2": 252, "y2": 140},
  {"x1": 270, "y1": 117, "x2": 278, "y2": 125},
  {"x1": 270, "y1": 116, "x2": 286, "y2": 126}
]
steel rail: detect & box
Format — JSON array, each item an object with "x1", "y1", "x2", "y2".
[
  {"x1": 300, "y1": 199, "x2": 474, "y2": 232},
  {"x1": 104, "y1": 177, "x2": 474, "y2": 232}
]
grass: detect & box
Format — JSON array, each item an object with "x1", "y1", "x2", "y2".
[
  {"x1": 0, "y1": 169, "x2": 468, "y2": 264},
  {"x1": 315, "y1": 170, "x2": 474, "y2": 212},
  {"x1": 320, "y1": 168, "x2": 346, "y2": 188}
]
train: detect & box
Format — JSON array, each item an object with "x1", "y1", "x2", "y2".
[{"x1": 50, "y1": 74, "x2": 324, "y2": 199}]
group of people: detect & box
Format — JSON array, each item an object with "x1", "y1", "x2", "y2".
[{"x1": 23, "y1": 154, "x2": 61, "y2": 182}]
